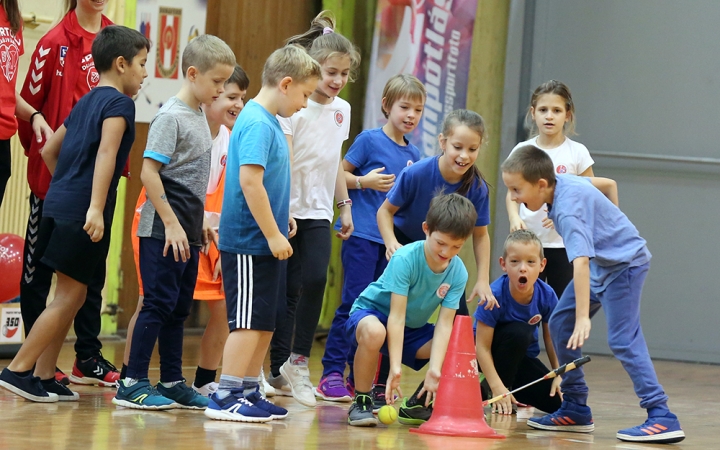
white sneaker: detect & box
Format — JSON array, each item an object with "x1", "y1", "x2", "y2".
[
  {"x1": 267, "y1": 372, "x2": 292, "y2": 397},
  {"x1": 192, "y1": 381, "x2": 218, "y2": 397},
  {"x1": 279, "y1": 359, "x2": 316, "y2": 407},
  {"x1": 259, "y1": 368, "x2": 275, "y2": 398}
]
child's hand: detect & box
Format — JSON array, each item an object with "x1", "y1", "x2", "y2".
[
  {"x1": 417, "y1": 368, "x2": 441, "y2": 407},
  {"x1": 550, "y1": 376, "x2": 562, "y2": 398},
  {"x1": 385, "y1": 241, "x2": 402, "y2": 261},
  {"x1": 541, "y1": 217, "x2": 555, "y2": 229},
  {"x1": 268, "y1": 233, "x2": 293, "y2": 260},
  {"x1": 201, "y1": 220, "x2": 218, "y2": 255},
  {"x1": 363, "y1": 167, "x2": 395, "y2": 192},
  {"x1": 492, "y1": 390, "x2": 517, "y2": 415},
  {"x1": 509, "y1": 217, "x2": 526, "y2": 233},
  {"x1": 335, "y1": 208, "x2": 353, "y2": 240},
  {"x1": 469, "y1": 282, "x2": 499, "y2": 310},
  {"x1": 83, "y1": 207, "x2": 105, "y2": 242},
  {"x1": 213, "y1": 253, "x2": 222, "y2": 282},
  {"x1": 385, "y1": 368, "x2": 403, "y2": 405},
  {"x1": 288, "y1": 217, "x2": 297, "y2": 239},
  {"x1": 567, "y1": 316, "x2": 591, "y2": 349},
  {"x1": 32, "y1": 114, "x2": 53, "y2": 144},
  {"x1": 164, "y1": 222, "x2": 190, "y2": 262}
]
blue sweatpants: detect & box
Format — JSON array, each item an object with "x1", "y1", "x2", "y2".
[
  {"x1": 550, "y1": 262, "x2": 669, "y2": 412},
  {"x1": 321, "y1": 236, "x2": 388, "y2": 379}
]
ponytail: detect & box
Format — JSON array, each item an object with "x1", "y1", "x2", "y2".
[{"x1": 3, "y1": 0, "x2": 22, "y2": 34}]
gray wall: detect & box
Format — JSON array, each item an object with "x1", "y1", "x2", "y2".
[{"x1": 495, "y1": 0, "x2": 720, "y2": 363}]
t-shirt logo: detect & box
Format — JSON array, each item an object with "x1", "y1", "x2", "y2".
[
  {"x1": 528, "y1": 314, "x2": 542, "y2": 326},
  {"x1": 436, "y1": 283, "x2": 450, "y2": 299},
  {"x1": 220, "y1": 154, "x2": 227, "y2": 167},
  {"x1": 406, "y1": 160, "x2": 413, "y2": 166},
  {"x1": 556, "y1": 165, "x2": 567, "y2": 174},
  {"x1": 334, "y1": 110, "x2": 344, "y2": 127},
  {"x1": 59, "y1": 46, "x2": 68, "y2": 67},
  {"x1": 0, "y1": 41, "x2": 20, "y2": 82}
]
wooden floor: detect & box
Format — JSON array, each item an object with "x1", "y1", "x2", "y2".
[{"x1": 0, "y1": 336, "x2": 717, "y2": 449}]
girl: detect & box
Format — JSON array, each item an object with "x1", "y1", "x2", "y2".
[
  {"x1": 18, "y1": 0, "x2": 115, "y2": 388},
  {"x1": 313, "y1": 74, "x2": 426, "y2": 404},
  {"x1": 267, "y1": 11, "x2": 361, "y2": 408},
  {"x1": 505, "y1": 80, "x2": 594, "y2": 298}
]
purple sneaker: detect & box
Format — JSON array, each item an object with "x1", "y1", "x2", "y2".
[{"x1": 315, "y1": 373, "x2": 352, "y2": 402}]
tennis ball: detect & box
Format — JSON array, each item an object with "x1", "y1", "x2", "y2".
[{"x1": 377, "y1": 405, "x2": 398, "y2": 425}]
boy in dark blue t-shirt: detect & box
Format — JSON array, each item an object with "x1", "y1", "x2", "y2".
[
  {"x1": 0, "y1": 26, "x2": 150, "y2": 403},
  {"x1": 474, "y1": 230, "x2": 561, "y2": 416}
]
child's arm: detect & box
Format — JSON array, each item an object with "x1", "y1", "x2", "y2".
[
  {"x1": 141, "y1": 159, "x2": 190, "y2": 262},
  {"x1": 469, "y1": 226, "x2": 499, "y2": 310},
  {"x1": 542, "y1": 322, "x2": 562, "y2": 397},
  {"x1": 416, "y1": 306, "x2": 456, "y2": 406},
  {"x1": 505, "y1": 190, "x2": 526, "y2": 232},
  {"x1": 342, "y1": 159, "x2": 395, "y2": 191},
  {"x1": 377, "y1": 199, "x2": 402, "y2": 260},
  {"x1": 40, "y1": 125, "x2": 67, "y2": 175},
  {"x1": 475, "y1": 321, "x2": 515, "y2": 414},
  {"x1": 83, "y1": 117, "x2": 127, "y2": 242},
  {"x1": 590, "y1": 177, "x2": 619, "y2": 206},
  {"x1": 334, "y1": 160, "x2": 354, "y2": 240},
  {"x1": 568, "y1": 256, "x2": 591, "y2": 349},
  {"x1": 385, "y1": 293, "x2": 408, "y2": 403},
  {"x1": 240, "y1": 164, "x2": 293, "y2": 260}
]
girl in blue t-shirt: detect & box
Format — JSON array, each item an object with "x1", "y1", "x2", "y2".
[{"x1": 318, "y1": 74, "x2": 426, "y2": 403}]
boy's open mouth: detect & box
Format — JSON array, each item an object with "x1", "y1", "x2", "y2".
[{"x1": 518, "y1": 276, "x2": 528, "y2": 285}]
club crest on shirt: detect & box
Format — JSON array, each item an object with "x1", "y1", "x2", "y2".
[
  {"x1": 406, "y1": 160, "x2": 413, "y2": 166},
  {"x1": 556, "y1": 165, "x2": 567, "y2": 174},
  {"x1": 528, "y1": 314, "x2": 542, "y2": 326},
  {"x1": 59, "y1": 46, "x2": 68, "y2": 66},
  {"x1": 220, "y1": 154, "x2": 227, "y2": 167},
  {"x1": 334, "y1": 110, "x2": 344, "y2": 127},
  {"x1": 436, "y1": 283, "x2": 450, "y2": 299}
]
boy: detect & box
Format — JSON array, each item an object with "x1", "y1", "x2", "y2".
[
  {"x1": 345, "y1": 193, "x2": 476, "y2": 427},
  {"x1": 475, "y1": 229, "x2": 561, "y2": 416},
  {"x1": 113, "y1": 35, "x2": 236, "y2": 410},
  {"x1": 0, "y1": 26, "x2": 149, "y2": 402},
  {"x1": 204, "y1": 45, "x2": 321, "y2": 423},
  {"x1": 502, "y1": 145, "x2": 685, "y2": 444}
]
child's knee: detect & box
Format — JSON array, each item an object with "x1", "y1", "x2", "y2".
[{"x1": 356, "y1": 319, "x2": 386, "y2": 349}]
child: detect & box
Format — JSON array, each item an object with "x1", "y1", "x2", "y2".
[
  {"x1": 120, "y1": 65, "x2": 250, "y2": 397},
  {"x1": 502, "y1": 146, "x2": 685, "y2": 444},
  {"x1": 316, "y1": 74, "x2": 426, "y2": 404},
  {"x1": 113, "y1": 35, "x2": 236, "y2": 410},
  {"x1": 204, "y1": 45, "x2": 321, "y2": 423},
  {"x1": 0, "y1": 25, "x2": 149, "y2": 402},
  {"x1": 346, "y1": 193, "x2": 476, "y2": 427},
  {"x1": 505, "y1": 80, "x2": 594, "y2": 299},
  {"x1": 268, "y1": 10, "x2": 361, "y2": 408},
  {"x1": 474, "y1": 229, "x2": 561, "y2": 416},
  {"x1": 18, "y1": 0, "x2": 117, "y2": 387}
]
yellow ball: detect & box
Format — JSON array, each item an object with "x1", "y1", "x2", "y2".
[{"x1": 378, "y1": 405, "x2": 398, "y2": 425}]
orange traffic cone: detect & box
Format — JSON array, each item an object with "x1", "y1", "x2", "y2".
[{"x1": 410, "y1": 315, "x2": 504, "y2": 439}]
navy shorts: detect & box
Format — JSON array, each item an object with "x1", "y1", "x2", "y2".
[
  {"x1": 345, "y1": 309, "x2": 434, "y2": 371},
  {"x1": 222, "y1": 251, "x2": 287, "y2": 332},
  {"x1": 38, "y1": 217, "x2": 110, "y2": 285}
]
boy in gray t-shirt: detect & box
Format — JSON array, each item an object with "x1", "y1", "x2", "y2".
[{"x1": 114, "y1": 35, "x2": 236, "y2": 411}]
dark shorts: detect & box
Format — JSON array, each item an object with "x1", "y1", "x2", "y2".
[
  {"x1": 38, "y1": 217, "x2": 110, "y2": 285},
  {"x1": 222, "y1": 251, "x2": 287, "y2": 332},
  {"x1": 345, "y1": 309, "x2": 434, "y2": 371}
]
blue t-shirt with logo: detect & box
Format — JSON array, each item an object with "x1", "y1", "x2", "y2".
[
  {"x1": 474, "y1": 274, "x2": 558, "y2": 358},
  {"x1": 335, "y1": 128, "x2": 420, "y2": 243},
  {"x1": 387, "y1": 155, "x2": 491, "y2": 242},
  {"x1": 219, "y1": 101, "x2": 290, "y2": 255},
  {"x1": 351, "y1": 241, "x2": 468, "y2": 328}
]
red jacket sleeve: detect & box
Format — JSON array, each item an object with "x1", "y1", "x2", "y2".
[{"x1": 18, "y1": 39, "x2": 57, "y2": 154}]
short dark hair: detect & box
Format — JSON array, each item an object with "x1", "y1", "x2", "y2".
[
  {"x1": 92, "y1": 26, "x2": 151, "y2": 73},
  {"x1": 227, "y1": 64, "x2": 249, "y2": 91},
  {"x1": 426, "y1": 193, "x2": 477, "y2": 239},
  {"x1": 503, "y1": 229, "x2": 544, "y2": 259},
  {"x1": 501, "y1": 145, "x2": 556, "y2": 186}
]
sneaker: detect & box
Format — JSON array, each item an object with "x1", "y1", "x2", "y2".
[
  {"x1": 0, "y1": 368, "x2": 59, "y2": 403},
  {"x1": 372, "y1": 384, "x2": 395, "y2": 413},
  {"x1": 204, "y1": 389, "x2": 272, "y2": 423},
  {"x1": 398, "y1": 396, "x2": 433, "y2": 425},
  {"x1": 157, "y1": 380, "x2": 209, "y2": 410},
  {"x1": 279, "y1": 359, "x2": 316, "y2": 407},
  {"x1": 616, "y1": 413, "x2": 685, "y2": 444},
  {"x1": 41, "y1": 378, "x2": 79, "y2": 401},
  {"x1": 316, "y1": 373, "x2": 352, "y2": 402},
  {"x1": 260, "y1": 368, "x2": 275, "y2": 398},
  {"x1": 348, "y1": 394, "x2": 378, "y2": 427},
  {"x1": 69, "y1": 354, "x2": 121, "y2": 387},
  {"x1": 267, "y1": 372, "x2": 292, "y2": 397},
  {"x1": 112, "y1": 379, "x2": 175, "y2": 410},
  {"x1": 55, "y1": 367, "x2": 70, "y2": 386},
  {"x1": 527, "y1": 401, "x2": 595, "y2": 433},
  {"x1": 193, "y1": 381, "x2": 219, "y2": 397},
  {"x1": 245, "y1": 388, "x2": 288, "y2": 419},
  {"x1": 346, "y1": 377, "x2": 355, "y2": 397}
]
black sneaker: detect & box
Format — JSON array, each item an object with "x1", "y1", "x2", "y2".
[
  {"x1": 348, "y1": 394, "x2": 378, "y2": 427},
  {"x1": 398, "y1": 396, "x2": 433, "y2": 425},
  {"x1": 41, "y1": 378, "x2": 79, "y2": 401},
  {"x1": 70, "y1": 354, "x2": 120, "y2": 387},
  {"x1": 371, "y1": 384, "x2": 388, "y2": 413},
  {"x1": 0, "y1": 368, "x2": 59, "y2": 403}
]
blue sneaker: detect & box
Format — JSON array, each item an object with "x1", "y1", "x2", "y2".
[
  {"x1": 157, "y1": 380, "x2": 209, "y2": 410},
  {"x1": 616, "y1": 413, "x2": 685, "y2": 443},
  {"x1": 112, "y1": 379, "x2": 175, "y2": 410},
  {"x1": 245, "y1": 388, "x2": 288, "y2": 419},
  {"x1": 204, "y1": 389, "x2": 272, "y2": 422},
  {"x1": 0, "y1": 368, "x2": 58, "y2": 403},
  {"x1": 527, "y1": 401, "x2": 595, "y2": 433}
]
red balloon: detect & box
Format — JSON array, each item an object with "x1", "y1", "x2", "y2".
[{"x1": 0, "y1": 233, "x2": 24, "y2": 303}]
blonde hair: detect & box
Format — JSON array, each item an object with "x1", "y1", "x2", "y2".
[
  {"x1": 381, "y1": 74, "x2": 426, "y2": 119},
  {"x1": 182, "y1": 34, "x2": 236, "y2": 76},
  {"x1": 503, "y1": 229, "x2": 544, "y2": 259},
  {"x1": 262, "y1": 45, "x2": 322, "y2": 87},
  {"x1": 526, "y1": 80, "x2": 577, "y2": 137}
]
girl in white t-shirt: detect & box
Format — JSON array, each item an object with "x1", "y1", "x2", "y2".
[
  {"x1": 506, "y1": 80, "x2": 594, "y2": 298},
  {"x1": 267, "y1": 11, "x2": 361, "y2": 408}
]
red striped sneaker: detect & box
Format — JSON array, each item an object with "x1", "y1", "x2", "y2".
[
  {"x1": 527, "y1": 400, "x2": 595, "y2": 433},
  {"x1": 616, "y1": 413, "x2": 685, "y2": 444},
  {"x1": 69, "y1": 355, "x2": 120, "y2": 387}
]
